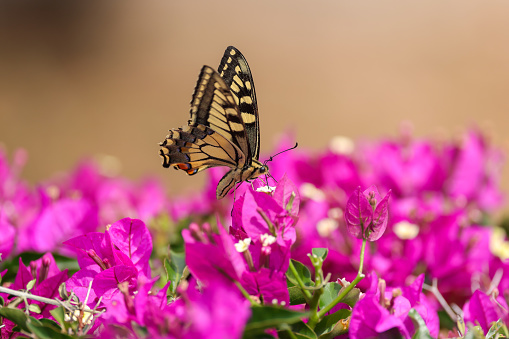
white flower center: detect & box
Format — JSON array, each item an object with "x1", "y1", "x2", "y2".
[
  {"x1": 260, "y1": 234, "x2": 276, "y2": 247},
  {"x1": 234, "y1": 238, "x2": 252, "y2": 252}
]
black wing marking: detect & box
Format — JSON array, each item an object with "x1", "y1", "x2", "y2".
[
  {"x1": 188, "y1": 66, "x2": 251, "y2": 161},
  {"x1": 218, "y1": 46, "x2": 260, "y2": 160}
]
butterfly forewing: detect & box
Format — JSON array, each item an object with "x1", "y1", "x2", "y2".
[
  {"x1": 218, "y1": 46, "x2": 260, "y2": 160},
  {"x1": 188, "y1": 66, "x2": 251, "y2": 160}
]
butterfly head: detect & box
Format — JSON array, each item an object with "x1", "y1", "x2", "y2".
[{"x1": 251, "y1": 160, "x2": 269, "y2": 178}]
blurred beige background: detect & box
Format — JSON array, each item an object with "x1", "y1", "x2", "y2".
[{"x1": 1, "y1": 1, "x2": 508, "y2": 199}]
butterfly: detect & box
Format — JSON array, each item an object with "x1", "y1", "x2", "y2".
[{"x1": 159, "y1": 46, "x2": 268, "y2": 199}]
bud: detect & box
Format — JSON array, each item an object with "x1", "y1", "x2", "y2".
[{"x1": 344, "y1": 185, "x2": 391, "y2": 241}]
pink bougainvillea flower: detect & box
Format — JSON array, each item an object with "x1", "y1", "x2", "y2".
[
  {"x1": 0, "y1": 211, "x2": 16, "y2": 259},
  {"x1": 183, "y1": 222, "x2": 246, "y2": 286},
  {"x1": 349, "y1": 273, "x2": 438, "y2": 338},
  {"x1": 179, "y1": 279, "x2": 251, "y2": 339},
  {"x1": 463, "y1": 289, "x2": 508, "y2": 334},
  {"x1": 19, "y1": 194, "x2": 98, "y2": 253},
  {"x1": 345, "y1": 185, "x2": 391, "y2": 241},
  {"x1": 64, "y1": 218, "x2": 150, "y2": 306},
  {"x1": 447, "y1": 130, "x2": 504, "y2": 211},
  {"x1": 1, "y1": 253, "x2": 68, "y2": 318},
  {"x1": 107, "y1": 218, "x2": 153, "y2": 277},
  {"x1": 0, "y1": 253, "x2": 68, "y2": 338}
]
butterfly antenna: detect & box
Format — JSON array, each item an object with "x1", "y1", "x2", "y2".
[
  {"x1": 268, "y1": 172, "x2": 278, "y2": 184},
  {"x1": 264, "y1": 142, "x2": 298, "y2": 166}
]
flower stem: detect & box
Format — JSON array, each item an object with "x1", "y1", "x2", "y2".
[
  {"x1": 288, "y1": 260, "x2": 312, "y2": 301},
  {"x1": 0, "y1": 286, "x2": 63, "y2": 307},
  {"x1": 315, "y1": 239, "x2": 367, "y2": 320},
  {"x1": 234, "y1": 280, "x2": 258, "y2": 307}
]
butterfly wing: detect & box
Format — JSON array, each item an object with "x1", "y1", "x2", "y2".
[
  {"x1": 160, "y1": 124, "x2": 246, "y2": 175},
  {"x1": 218, "y1": 46, "x2": 260, "y2": 160},
  {"x1": 188, "y1": 65, "x2": 251, "y2": 161}
]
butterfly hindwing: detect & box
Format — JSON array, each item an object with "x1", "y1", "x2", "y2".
[
  {"x1": 218, "y1": 46, "x2": 260, "y2": 160},
  {"x1": 160, "y1": 124, "x2": 246, "y2": 175},
  {"x1": 188, "y1": 66, "x2": 251, "y2": 161}
]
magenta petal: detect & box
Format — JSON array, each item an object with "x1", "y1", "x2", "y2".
[
  {"x1": 345, "y1": 187, "x2": 373, "y2": 239},
  {"x1": 255, "y1": 268, "x2": 289, "y2": 306},
  {"x1": 92, "y1": 266, "x2": 138, "y2": 302},
  {"x1": 112, "y1": 248, "x2": 135, "y2": 269},
  {"x1": 11, "y1": 258, "x2": 33, "y2": 290},
  {"x1": 107, "y1": 218, "x2": 153, "y2": 277},
  {"x1": 400, "y1": 274, "x2": 424, "y2": 306},
  {"x1": 0, "y1": 213, "x2": 15, "y2": 259},
  {"x1": 350, "y1": 296, "x2": 410, "y2": 339},
  {"x1": 184, "y1": 226, "x2": 245, "y2": 285},
  {"x1": 463, "y1": 289, "x2": 501, "y2": 333},
  {"x1": 64, "y1": 232, "x2": 113, "y2": 272},
  {"x1": 185, "y1": 280, "x2": 251, "y2": 338},
  {"x1": 273, "y1": 174, "x2": 300, "y2": 215},
  {"x1": 66, "y1": 269, "x2": 98, "y2": 305},
  {"x1": 241, "y1": 190, "x2": 284, "y2": 239},
  {"x1": 33, "y1": 270, "x2": 69, "y2": 317},
  {"x1": 27, "y1": 198, "x2": 98, "y2": 252},
  {"x1": 368, "y1": 190, "x2": 392, "y2": 241}
]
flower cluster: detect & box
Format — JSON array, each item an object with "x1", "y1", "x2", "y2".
[{"x1": 0, "y1": 127, "x2": 508, "y2": 338}]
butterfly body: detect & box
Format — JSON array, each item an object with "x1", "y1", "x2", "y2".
[{"x1": 159, "y1": 46, "x2": 267, "y2": 199}]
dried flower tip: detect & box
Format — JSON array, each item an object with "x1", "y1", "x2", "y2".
[
  {"x1": 337, "y1": 277, "x2": 351, "y2": 287},
  {"x1": 234, "y1": 238, "x2": 252, "y2": 253},
  {"x1": 393, "y1": 221, "x2": 419, "y2": 240}
]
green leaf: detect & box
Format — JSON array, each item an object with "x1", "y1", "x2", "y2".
[
  {"x1": 28, "y1": 303, "x2": 41, "y2": 314},
  {"x1": 244, "y1": 306, "x2": 308, "y2": 333},
  {"x1": 315, "y1": 309, "x2": 351, "y2": 337},
  {"x1": 38, "y1": 318, "x2": 62, "y2": 331},
  {"x1": 311, "y1": 248, "x2": 328, "y2": 261},
  {"x1": 0, "y1": 296, "x2": 4, "y2": 306},
  {"x1": 486, "y1": 319, "x2": 508, "y2": 338},
  {"x1": 287, "y1": 260, "x2": 313, "y2": 287},
  {"x1": 169, "y1": 250, "x2": 186, "y2": 276},
  {"x1": 164, "y1": 258, "x2": 180, "y2": 294},
  {"x1": 319, "y1": 282, "x2": 360, "y2": 310},
  {"x1": 0, "y1": 307, "x2": 30, "y2": 332},
  {"x1": 288, "y1": 286, "x2": 307, "y2": 305},
  {"x1": 278, "y1": 320, "x2": 317, "y2": 339},
  {"x1": 26, "y1": 278, "x2": 36, "y2": 291},
  {"x1": 408, "y1": 309, "x2": 433, "y2": 339},
  {"x1": 27, "y1": 316, "x2": 74, "y2": 339},
  {"x1": 50, "y1": 307, "x2": 67, "y2": 329}
]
